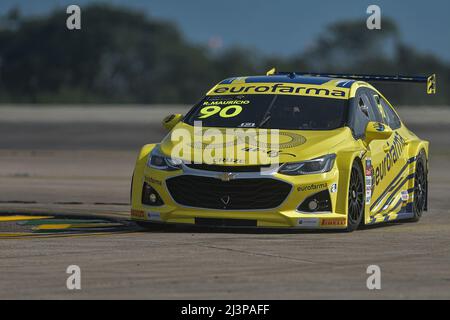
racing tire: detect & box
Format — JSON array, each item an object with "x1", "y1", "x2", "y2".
[
  {"x1": 408, "y1": 150, "x2": 428, "y2": 222},
  {"x1": 346, "y1": 161, "x2": 364, "y2": 232}
]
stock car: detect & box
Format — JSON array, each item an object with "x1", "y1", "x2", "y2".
[{"x1": 130, "y1": 69, "x2": 435, "y2": 231}]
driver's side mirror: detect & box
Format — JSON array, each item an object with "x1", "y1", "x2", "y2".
[
  {"x1": 364, "y1": 121, "x2": 392, "y2": 144},
  {"x1": 162, "y1": 114, "x2": 183, "y2": 131}
]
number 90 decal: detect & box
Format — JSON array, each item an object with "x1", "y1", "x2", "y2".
[{"x1": 198, "y1": 105, "x2": 243, "y2": 119}]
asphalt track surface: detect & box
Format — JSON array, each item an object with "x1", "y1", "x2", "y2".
[{"x1": 1, "y1": 105, "x2": 450, "y2": 299}]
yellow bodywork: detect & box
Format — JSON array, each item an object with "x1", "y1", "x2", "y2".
[{"x1": 131, "y1": 77, "x2": 429, "y2": 229}]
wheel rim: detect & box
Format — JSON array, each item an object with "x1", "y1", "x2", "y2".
[
  {"x1": 413, "y1": 160, "x2": 426, "y2": 216},
  {"x1": 348, "y1": 167, "x2": 364, "y2": 224}
]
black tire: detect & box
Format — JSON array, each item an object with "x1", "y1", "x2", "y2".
[
  {"x1": 347, "y1": 161, "x2": 364, "y2": 232},
  {"x1": 409, "y1": 151, "x2": 428, "y2": 222}
]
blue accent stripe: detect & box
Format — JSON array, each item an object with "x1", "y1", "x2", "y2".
[
  {"x1": 398, "y1": 202, "x2": 413, "y2": 214},
  {"x1": 370, "y1": 156, "x2": 417, "y2": 211},
  {"x1": 336, "y1": 80, "x2": 355, "y2": 88},
  {"x1": 392, "y1": 198, "x2": 403, "y2": 211},
  {"x1": 244, "y1": 76, "x2": 331, "y2": 85},
  {"x1": 220, "y1": 78, "x2": 236, "y2": 84},
  {"x1": 376, "y1": 173, "x2": 415, "y2": 214},
  {"x1": 369, "y1": 201, "x2": 414, "y2": 225},
  {"x1": 382, "y1": 199, "x2": 403, "y2": 222},
  {"x1": 396, "y1": 211, "x2": 414, "y2": 220}
]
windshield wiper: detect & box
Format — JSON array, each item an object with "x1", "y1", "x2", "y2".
[
  {"x1": 258, "y1": 95, "x2": 278, "y2": 128},
  {"x1": 258, "y1": 112, "x2": 272, "y2": 128}
]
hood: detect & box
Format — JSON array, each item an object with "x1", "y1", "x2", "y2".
[{"x1": 159, "y1": 122, "x2": 352, "y2": 166}]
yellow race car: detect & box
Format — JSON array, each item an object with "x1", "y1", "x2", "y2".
[{"x1": 131, "y1": 69, "x2": 435, "y2": 231}]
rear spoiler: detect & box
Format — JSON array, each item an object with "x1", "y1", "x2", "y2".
[{"x1": 265, "y1": 68, "x2": 436, "y2": 94}]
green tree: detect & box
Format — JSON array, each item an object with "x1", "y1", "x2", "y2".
[{"x1": 0, "y1": 6, "x2": 448, "y2": 105}]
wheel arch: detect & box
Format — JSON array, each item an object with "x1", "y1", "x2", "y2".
[
  {"x1": 410, "y1": 142, "x2": 429, "y2": 213},
  {"x1": 131, "y1": 143, "x2": 158, "y2": 210},
  {"x1": 334, "y1": 150, "x2": 364, "y2": 217},
  {"x1": 407, "y1": 139, "x2": 429, "y2": 163},
  {"x1": 406, "y1": 140, "x2": 429, "y2": 211}
]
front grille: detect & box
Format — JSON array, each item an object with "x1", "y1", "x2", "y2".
[{"x1": 166, "y1": 175, "x2": 291, "y2": 210}]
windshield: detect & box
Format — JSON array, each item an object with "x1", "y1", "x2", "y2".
[{"x1": 184, "y1": 94, "x2": 348, "y2": 130}]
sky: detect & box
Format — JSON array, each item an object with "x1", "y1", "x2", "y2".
[{"x1": 1, "y1": 0, "x2": 449, "y2": 62}]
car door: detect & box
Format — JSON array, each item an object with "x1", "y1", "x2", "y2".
[
  {"x1": 367, "y1": 91, "x2": 408, "y2": 216},
  {"x1": 351, "y1": 88, "x2": 386, "y2": 214}
]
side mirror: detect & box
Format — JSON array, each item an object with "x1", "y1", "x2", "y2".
[
  {"x1": 365, "y1": 121, "x2": 392, "y2": 144},
  {"x1": 162, "y1": 114, "x2": 183, "y2": 131}
]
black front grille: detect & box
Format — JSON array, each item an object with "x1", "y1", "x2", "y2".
[{"x1": 166, "y1": 175, "x2": 291, "y2": 210}]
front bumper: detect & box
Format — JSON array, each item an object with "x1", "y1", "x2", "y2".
[{"x1": 131, "y1": 164, "x2": 347, "y2": 229}]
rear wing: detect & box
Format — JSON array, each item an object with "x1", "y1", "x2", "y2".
[{"x1": 265, "y1": 68, "x2": 436, "y2": 94}]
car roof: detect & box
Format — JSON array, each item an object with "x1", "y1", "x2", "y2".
[{"x1": 219, "y1": 75, "x2": 356, "y2": 89}]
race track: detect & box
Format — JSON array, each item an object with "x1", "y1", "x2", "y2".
[{"x1": 1, "y1": 105, "x2": 450, "y2": 299}]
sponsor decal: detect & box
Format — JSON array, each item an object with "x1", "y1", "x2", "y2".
[
  {"x1": 366, "y1": 190, "x2": 372, "y2": 205},
  {"x1": 330, "y1": 183, "x2": 338, "y2": 193},
  {"x1": 298, "y1": 183, "x2": 328, "y2": 192},
  {"x1": 147, "y1": 211, "x2": 162, "y2": 221},
  {"x1": 365, "y1": 157, "x2": 373, "y2": 204},
  {"x1": 321, "y1": 218, "x2": 346, "y2": 226},
  {"x1": 194, "y1": 131, "x2": 305, "y2": 150},
  {"x1": 145, "y1": 177, "x2": 162, "y2": 186},
  {"x1": 211, "y1": 83, "x2": 347, "y2": 99},
  {"x1": 131, "y1": 209, "x2": 145, "y2": 218},
  {"x1": 401, "y1": 190, "x2": 409, "y2": 201},
  {"x1": 211, "y1": 158, "x2": 244, "y2": 164},
  {"x1": 374, "y1": 132, "x2": 406, "y2": 189},
  {"x1": 247, "y1": 131, "x2": 306, "y2": 149},
  {"x1": 202, "y1": 99, "x2": 250, "y2": 106},
  {"x1": 298, "y1": 218, "x2": 319, "y2": 227},
  {"x1": 241, "y1": 147, "x2": 296, "y2": 158},
  {"x1": 238, "y1": 122, "x2": 256, "y2": 128}
]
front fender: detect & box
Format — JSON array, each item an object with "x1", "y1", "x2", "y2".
[
  {"x1": 131, "y1": 144, "x2": 158, "y2": 212},
  {"x1": 405, "y1": 138, "x2": 429, "y2": 210},
  {"x1": 406, "y1": 139, "x2": 429, "y2": 163},
  {"x1": 335, "y1": 149, "x2": 365, "y2": 217}
]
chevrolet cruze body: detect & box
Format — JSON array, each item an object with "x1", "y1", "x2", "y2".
[{"x1": 131, "y1": 71, "x2": 431, "y2": 231}]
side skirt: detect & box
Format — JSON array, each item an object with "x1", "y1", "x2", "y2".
[{"x1": 367, "y1": 202, "x2": 414, "y2": 225}]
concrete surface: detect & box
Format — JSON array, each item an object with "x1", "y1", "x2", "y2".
[{"x1": 1, "y1": 105, "x2": 450, "y2": 299}]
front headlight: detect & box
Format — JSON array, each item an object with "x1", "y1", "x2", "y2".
[
  {"x1": 278, "y1": 154, "x2": 336, "y2": 175},
  {"x1": 147, "y1": 147, "x2": 183, "y2": 171}
]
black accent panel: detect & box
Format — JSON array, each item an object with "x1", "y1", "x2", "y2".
[
  {"x1": 195, "y1": 218, "x2": 257, "y2": 227},
  {"x1": 142, "y1": 182, "x2": 164, "y2": 206},
  {"x1": 184, "y1": 164, "x2": 275, "y2": 172},
  {"x1": 166, "y1": 175, "x2": 291, "y2": 210},
  {"x1": 298, "y1": 190, "x2": 332, "y2": 212}
]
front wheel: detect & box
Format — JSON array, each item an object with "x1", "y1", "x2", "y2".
[{"x1": 347, "y1": 161, "x2": 364, "y2": 232}]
